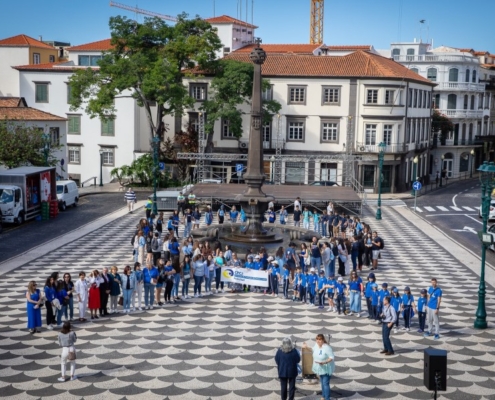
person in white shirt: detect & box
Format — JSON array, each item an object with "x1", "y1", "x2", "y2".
[
  {"x1": 302, "y1": 334, "x2": 335, "y2": 400},
  {"x1": 74, "y1": 272, "x2": 88, "y2": 322}
]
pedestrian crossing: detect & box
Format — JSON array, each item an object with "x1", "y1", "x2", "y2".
[{"x1": 412, "y1": 205, "x2": 478, "y2": 213}]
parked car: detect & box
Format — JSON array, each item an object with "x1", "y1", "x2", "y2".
[
  {"x1": 56, "y1": 180, "x2": 79, "y2": 211},
  {"x1": 479, "y1": 199, "x2": 495, "y2": 220},
  {"x1": 488, "y1": 224, "x2": 495, "y2": 251},
  {"x1": 310, "y1": 181, "x2": 339, "y2": 187}
]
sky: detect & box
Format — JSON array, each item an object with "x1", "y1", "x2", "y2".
[{"x1": 0, "y1": 0, "x2": 493, "y2": 52}]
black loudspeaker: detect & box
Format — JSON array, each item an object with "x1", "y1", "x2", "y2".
[{"x1": 424, "y1": 348, "x2": 447, "y2": 391}]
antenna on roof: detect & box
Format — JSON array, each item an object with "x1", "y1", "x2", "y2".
[{"x1": 419, "y1": 19, "x2": 425, "y2": 43}]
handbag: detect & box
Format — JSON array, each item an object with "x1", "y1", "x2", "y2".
[
  {"x1": 183, "y1": 274, "x2": 191, "y2": 280},
  {"x1": 339, "y1": 254, "x2": 347, "y2": 263},
  {"x1": 118, "y1": 296, "x2": 123, "y2": 306},
  {"x1": 304, "y1": 256, "x2": 311, "y2": 266},
  {"x1": 68, "y1": 348, "x2": 76, "y2": 361}
]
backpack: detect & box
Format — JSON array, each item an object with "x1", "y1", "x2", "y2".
[{"x1": 380, "y1": 239, "x2": 385, "y2": 249}]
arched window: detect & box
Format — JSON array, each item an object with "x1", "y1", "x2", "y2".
[
  {"x1": 447, "y1": 94, "x2": 457, "y2": 109},
  {"x1": 472, "y1": 70, "x2": 477, "y2": 83},
  {"x1": 471, "y1": 95, "x2": 475, "y2": 110},
  {"x1": 449, "y1": 68, "x2": 459, "y2": 82},
  {"x1": 392, "y1": 48, "x2": 400, "y2": 59},
  {"x1": 407, "y1": 48, "x2": 415, "y2": 61},
  {"x1": 463, "y1": 95, "x2": 469, "y2": 110},
  {"x1": 427, "y1": 68, "x2": 437, "y2": 81},
  {"x1": 469, "y1": 123, "x2": 473, "y2": 142},
  {"x1": 461, "y1": 124, "x2": 466, "y2": 142},
  {"x1": 410, "y1": 67, "x2": 419, "y2": 74},
  {"x1": 465, "y1": 69, "x2": 470, "y2": 83}
]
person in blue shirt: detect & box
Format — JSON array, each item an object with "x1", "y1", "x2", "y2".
[
  {"x1": 281, "y1": 263, "x2": 291, "y2": 299},
  {"x1": 244, "y1": 255, "x2": 255, "y2": 292},
  {"x1": 370, "y1": 283, "x2": 379, "y2": 320},
  {"x1": 400, "y1": 286, "x2": 415, "y2": 332},
  {"x1": 268, "y1": 208, "x2": 276, "y2": 224},
  {"x1": 377, "y1": 283, "x2": 390, "y2": 324},
  {"x1": 192, "y1": 207, "x2": 201, "y2": 230},
  {"x1": 56, "y1": 280, "x2": 69, "y2": 327},
  {"x1": 347, "y1": 271, "x2": 363, "y2": 317},
  {"x1": 334, "y1": 277, "x2": 347, "y2": 315},
  {"x1": 44, "y1": 276, "x2": 57, "y2": 329},
  {"x1": 279, "y1": 206, "x2": 288, "y2": 225},
  {"x1": 171, "y1": 211, "x2": 180, "y2": 238},
  {"x1": 217, "y1": 205, "x2": 225, "y2": 224},
  {"x1": 417, "y1": 289, "x2": 427, "y2": 333},
  {"x1": 307, "y1": 268, "x2": 318, "y2": 306},
  {"x1": 163, "y1": 260, "x2": 176, "y2": 304},
  {"x1": 270, "y1": 260, "x2": 281, "y2": 297},
  {"x1": 325, "y1": 275, "x2": 336, "y2": 312},
  {"x1": 192, "y1": 255, "x2": 205, "y2": 297},
  {"x1": 143, "y1": 263, "x2": 159, "y2": 309},
  {"x1": 425, "y1": 278, "x2": 442, "y2": 340},
  {"x1": 317, "y1": 270, "x2": 327, "y2": 309},
  {"x1": 321, "y1": 211, "x2": 328, "y2": 238},
  {"x1": 299, "y1": 270, "x2": 308, "y2": 303},
  {"x1": 364, "y1": 273, "x2": 376, "y2": 319},
  {"x1": 302, "y1": 207, "x2": 312, "y2": 230},
  {"x1": 240, "y1": 207, "x2": 247, "y2": 223},
  {"x1": 183, "y1": 208, "x2": 193, "y2": 238},
  {"x1": 229, "y1": 206, "x2": 239, "y2": 222},
  {"x1": 390, "y1": 288, "x2": 402, "y2": 333},
  {"x1": 292, "y1": 267, "x2": 301, "y2": 301},
  {"x1": 313, "y1": 211, "x2": 320, "y2": 235},
  {"x1": 205, "y1": 206, "x2": 213, "y2": 226}
]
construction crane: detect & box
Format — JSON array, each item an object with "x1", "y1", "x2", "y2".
[
  {"x1": 109, "y1": 1, "x2": 177, "y2": 22},
  {"x1": 310, "y1": 0, "x2": 324, "y2": 44}
]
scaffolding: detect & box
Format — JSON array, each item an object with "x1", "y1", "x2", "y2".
[{"x1": 196, "y1": 112, "x2": 207, "y2": 183}]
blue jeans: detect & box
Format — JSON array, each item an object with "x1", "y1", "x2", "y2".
[
  {"x1": 323, "y1": 262, "x2": 331, "y2": 278},
  {"x1": 215, "y1": 268, "x2": 224, "y2": 290},
  {"x1": 321, "y1": 223, "x2": 327, "y2": 237},
  {"x1": 311, "y1": 257, "x2": 321, "y2": 269},
  {"x1": 144, "y1": 283, "x2": 155, "y2": 306},
  {"x1": 194, "y1": 276, "x2": 203, "y2": 295},
  {"x1": 382, "y1": 322, "x2": 394, "y2": 353},
  {"x1": 351, "y1": 251, "x2": 359, "y2": 271},
  {"x1": 184, "y1": 222, "x2": 192, "y2": 238},
  {"x1": 319, "y1": 374, "x2": 331, "y2": 400},
  {"x1": 57, "y1": 305, "x2": 67, "y2": 325},
  {"x1": 204, "y1": 276, "x2": 212, "y2": 292},
  {"x1": 172, "y1": 274, "x2": 180, "y2": 297},
  {"x1": 182, "y1": 278, "x2": 190, "y2": 296},
  {"x1": 349, "y1": 290, "x2": 361, "y2": 313},
  {"x1": 329, "y1": 259, "x2": 335, "y2": 277},
  {"x1": 64, "y1": 297, "x2": 74, "y2": 320},
  {"x1": 123, "y1": 289, "x2": 133, "y2": 309}
]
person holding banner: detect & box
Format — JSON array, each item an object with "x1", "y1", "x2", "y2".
[{"x1": 270, "y1": 260, "x2": 281, "y2": 297}]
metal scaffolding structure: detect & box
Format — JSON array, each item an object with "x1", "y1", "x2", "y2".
[
  {"x1": 177, "y1": 152, "x2": 373, "y2": 162},
  {"x1": 343, "y1": 116, "x2": 355, "y2": 187},
  {"x1": 196, "y1": 112, "x2": 207, "y2": 183},
  {"x1": 310, "y1": 0, "x2": 324, "y2": 45}
]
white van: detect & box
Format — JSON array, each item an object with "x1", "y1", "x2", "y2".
[{"x1": 56, "y1": 180, "x2": 79, "y2": 211}]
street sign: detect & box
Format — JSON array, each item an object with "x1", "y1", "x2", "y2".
[
  {"x1": 158, "y1": 162, "x2": 165, "y2": 171},
  {"x1": 413, "y1": 181, "x2": 422, "y2": 191},
  {"x1": 236, "y1": 164, "x2": 244, "y2": 174}
]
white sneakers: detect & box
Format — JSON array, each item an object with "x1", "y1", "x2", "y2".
[
  {"x1": 394, "y1": 328, "x2": 398, "y2": 334},
  {"x1": 47, "y1": 325, "x2": 54, "y2": 330},
  {"x1": 356, "y1": 313, "x2": 360, "y2": 317}
]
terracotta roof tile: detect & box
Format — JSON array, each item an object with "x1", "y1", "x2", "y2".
[
  {"x1": 481, "y1": 63, "x2": 495, "y2": 69},
  {"x1": 236, "y1": 44, "x2": 320, "y2": 54},
  {"x1": 224, "y1": 50, "x2": 433, "y2": 84},
  {"x1": 0, "y1": 107, "x2": 66, "y2": 121},
  {"x1": 325, "y1": 45, "x2": 372, "y2": 51},
  {"x1": 205, "y1": 15, "x2": 257, "y2": 29},
  {"x1": 0, "y1": 97, "x2": 25, "y2": 107},
  {"x1": 67, "y1": 39, "x2": 113, "y2": 51},
  {"x1": 0, "y1": 34, "x2": 55, "y2": 49},
  {"x1": 13, "y1": 62, "x2": 90, "y2": 72}
]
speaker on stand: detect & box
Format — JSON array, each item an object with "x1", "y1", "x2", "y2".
[{"x1": 424, "y1": 348, "x2": 447, "y2": 400}]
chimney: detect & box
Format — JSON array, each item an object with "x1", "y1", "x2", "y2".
[
  {"x1": 59, "y1": 47, "x2": 64, "y2": 58},
  {"x1": 39, "y1": 35, "x2": 42, "y2": 42}
]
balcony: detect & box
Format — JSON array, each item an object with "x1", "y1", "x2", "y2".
[
  {"x1": 263, "y1": 139, "x2": 285, "y2": 150},
  {"x1": 438, "y1": 82, "x2": 485, "y2": 92},
  {"x1": 438, "y1": 109, "x2": 483, "y2": 119},
  {"x1": 355, "y1": 142, "x2": 407, "y2": 153},
  {"x1": 393, "y1": 55, "x2": 478, "y2": 63}
]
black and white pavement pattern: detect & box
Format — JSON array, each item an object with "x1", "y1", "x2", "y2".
[{"x1": 0, "y1": 205, "x2": 494, "y2": 400}]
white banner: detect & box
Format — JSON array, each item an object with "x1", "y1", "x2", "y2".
[{"x1": 220, "y1": 267, "x2": 269, "y2": 287}]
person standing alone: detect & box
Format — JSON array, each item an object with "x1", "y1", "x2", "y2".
[
  {"x1": 380, "y1": 296, "x2": 396, "y2": 356},
  {"x1": 124, "y1": 187, "x2": 137, "y2": 213},
  {"x1": 274, "y1": 337, "x2": 300, "y2": 400}
]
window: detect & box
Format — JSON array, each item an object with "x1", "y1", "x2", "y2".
[
  {"x1": 285, "y1": 162, "x2": 305, "y2": 183},
  {"x1": 262, "y1": 122, "x2": 271, "y2": 143},
  {"x1": 100, "y1": 147, "x2": 114, "y2": 166},
  {"x1": 363, "y1": 165, "x2": 375, "y2": 188},
  {"x1": 434, "y1": 93, "x2": 440, "y2": 109},
  {"x1": 447, "y1": 94, "x2": 457, "y2": 110},
  {"x1": 101, "y1": 118, "x2": 115, "y2": 136},
  {"x1": 385, "y1": 90, "x2": 395, "y2": 105},
  {"x1": 463, "y1": 95, "x2": 468, "y2": 110},
  {"x1": 449, "y1": 68, "x2": 459, "y2": 82},
  {"x1": 410, "y1": 68, "x2": 419, "y2": 74},
  {"x1": 322, "y1": 87, "x2": 340, "y2": 105},
  {"x1": 413, "y1": 89, "x2": 418, "y2": 108},
  {"x1": 49, "y1": 55, "x2": 55, "y2": 63},
  {"x1": 365, "y1": 124, "x2": 377, "y2": 145},
  {"x1": 287, "y1": 119, "x2": 305, "y2": 141},
  {"x1": 383, "y1": 124, "x2": 393, "y2": 145},
  {"x1": 190, "y1": 83, "x2": 207, "y2": 101},
  {"x1": 189, "y1": 112, "x2": 199, "y2": 132},
  {"x1": 408, "y1": 88, "x2": 413, "y2": 107},
  {"x1": 223, "y1": 47, "x2": 231, "y2": 53},
  {"x1": 221, "y1": 119, "x2": 235, "y2": 138},
  {"x1": 69, "y1": 146, "x2": 81, "y2": 164},
  {"x1": 262, "y1": 85, "x2": 273, "y2": 101},
  {"x1": 472, "y1": 70, "x2": 477, "y2": 83},
  {"x1": 321, "y1": 121, "x2": 339, "y2": 142},
  {"x1": 33, "y1": 53, "x2": 40, "y2": 64},
  {"x1": 466, "y1": 69, "x2": 470, "y2": 83},
  {"x1": 470, "y1": 95, "x2": 475, "y2": 110},
  {"x1": 68, "y1": 115, "x2": 81, "y2": 134},
  {"x1": 366, "y1": 89, "x2": 378, "y2": 104},
  {"x1": 66, "y1": 84, "x2": 74, "y2": 104},
  {"x1": 78, "y1": 55, "x2": 102, "y2": 66},
  {"x1": 427, "y1": 68, "x2": 437, "y2": 82},
  {"x1": 288, "y1": 86, "x2": 306, "y2": 104},
  {"x1": 49, "y1": 127, "x2": 60, "y2": 146},
  {"x1": 35, "y1": 83, "x2": 49, "y2": 103},
  {"x1": 407, "y1": 48, "x2": 415, "y2": 58},
  {"x1": 320, "y1": 163, "x2": 337, "y2": 181},
  {"x1": 392, "y1": 48, "x2": 400, "y2": 59}
]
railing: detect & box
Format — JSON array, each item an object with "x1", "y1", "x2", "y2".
[
  {"x1": 393, "y1": 55, "x2": 479, "y2": 63},
  {"x1": 439, "y1": 82, "x2": 485, "y2": 92},
  {"x1": 80, "y1": 176, "x2": 97, "y2": 187},
  {"x1": 355, "y1": 142, "x2": 407, "y2": 153},
  {"x1": 262, "y1": 139, "x2": 286, "y2": 150},
  {"x1": 438, "y1": 109, "x2": 483, "y2": 118}
]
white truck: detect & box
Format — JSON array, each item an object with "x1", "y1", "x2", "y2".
[{"x1": 0, "y1": 166, "x2": 57, "y2": 224}]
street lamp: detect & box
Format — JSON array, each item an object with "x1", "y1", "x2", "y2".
[
  {"x1": 99, "y1": 149, "x2": 104, "y2": 187},
  {"x1": 439, "y1": 154, "x2": 445, "y2": 187},
  {"x1": 474, "y1": 161, "x2": 495, "y2": 329},
  {"x1": 375, "y1": 142, "x2": 386, "y2": 220},
  {"x1": 411, "y1": 156, "x2": 419, "y2": 196},
  {"x1": 152, "y1": 135, "x2": 160, "y2": 215},
  {"x1": 470, "y1": 149, "x2": 475, "y2": 178},
  {"x1": 270, "y1": 155, "x2": 275, "y2": 182},
  {"x1": 41, "y1": 133, "x2": 50, "y2": 166}
]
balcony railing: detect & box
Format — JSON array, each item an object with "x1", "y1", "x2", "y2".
[
  {"x1": 263, "y1": 139, "x2": 285, "y2": 150},
  {"x1": 355, "y1": 142, "x2": 406, "y2": 153},
  {"x1": 438, "y1": 109, "x2": 483, "y2": 118},
  {"x1": 393, "y1": 55, "x2": 479, "y2": 63},
  {"x1": 439, "y1": 82, "x2": 485, "y2": 92}
]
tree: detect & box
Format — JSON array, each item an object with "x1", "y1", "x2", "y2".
[
  {"x1": 432, "y1": 109, "x2": 453, "y2": 136},
  {"x1": 0, "y1": 120, "x2": 60, "y2": 168},
  {"x1": 162, "y1": 123, "x2": 199, "y2": 182},
  {"x1": 68, "y1": 14, "x2": 222, "y2": 143},
  {"x1": 201, "y1": 59, "x2": 282, "y2": 140}
]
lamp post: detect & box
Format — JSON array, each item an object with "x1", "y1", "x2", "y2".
[
  {"x1": 439, "y1": 155, "x2": 445, "y2": 187},
  {"x1": 470, "y1": 149, "x2": 475, "y2": 178},
  {"x1": 375, "y1": 142, "x2": 386, "y2": 220},
  {"x1": 411, "y1": 156, "x2": 419, "y2": 196},
  {"x1": 270, "y1": 155, "x2": 275, "y2": 182},
  {"x1": 474, "y1": 161, "x2": 495, "y2": 329},
  {"x1": 41, "y1": 133, "x2": 50, "y2": 166},
  {"x1": 99, "y1": 149, "x2": 104, "y2": 187},
  {"x1": 152, "y1": 135, "x2": 160, "y2": 215}
]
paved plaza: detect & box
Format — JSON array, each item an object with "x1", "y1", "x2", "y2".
[{"x1": 0, "y1": 205, "x2": 494, "y2": 399}]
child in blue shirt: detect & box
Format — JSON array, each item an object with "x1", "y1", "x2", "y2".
[
  {"x1": 390, "y1": 287, "x2": 402, "y2": 333},
  {"x1": 317, "y1": 270, "x2": 327, "y2": 309},
  {"x1": 364, "y1": 272, "x2": 376, "y2": 319},
  {"x1": 282, "y1": 263, "x2": 290, "y2": 299},
  {"x1": 244, "y1": 255, "x2": 254, "y2": 292},
  {"x1": 293, "y1": 267, "x2": 301, "y2": 301},
  {"x1": 401, "y1": 286, "x2": 415, "y2": 332},
  {"x1": 299, "y1": 270, "x2": 308, "y2": 303},
  {"x1": 270, "y1": 261, "x2": 281, "y2": 297},
  {"x1": 377, "y1": 282, "x2": 390, "y2": 324},
  {"x1": 325, "y1": 275, "x2": 336, "y2": 312},
  {"x1": 307, "y1": 268, "x2": 318, "y2": 306},
  {"x1": 334, "y1": 276, "x2": 347, "y2": 315},
  {"x1": 229, "y1": 206, "x2": 239, "y2": 222},
  {"x1": 268, "y1": 208, "x2": 276, "y2": 223},
  {"x1": 370, "y1": 283, "x2": 379, "y2": 320},
  {"x1": 417, "y1": 289, "x2": 427, "y2": 333}
]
